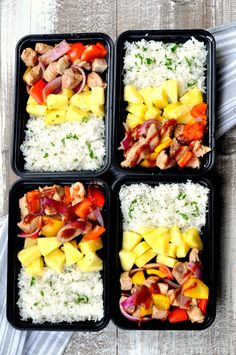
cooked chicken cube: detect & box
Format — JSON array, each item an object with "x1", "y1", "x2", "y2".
[
  {"x1": 157, "y1": 282, "x2": 169, "y2": 295},
  {"x1": 17, "y1": 215, "x2": 42, "y2": 234},
  {"x1": 74, "y1": 59, "x2": 91, "y2": 71},
  {"x1": 172, "y1": 262, "x2": 190, "y2": 285},
  {"x1": 24, "y1": 63, "x2": 42, "y2": 86},
  {"x1": 120, "y1": 272, "x2": 132, "y2": 291},
  {"x1": 87, "y1": 72, "x2": 106, "y2": 88},
  {"x1": 19, "y1": 195, "x2": 29, "y2": 219},
  {"x1": 152, "y1": 306, "x2": 168, "y2": 320},
  {"x1": 156, "y1": 150, "x2": 174, "y2": 170},
  {"x1": 174, "y1": 124, "x2": 185, "y2": 141},
  {"x1": 167, "y1": 289, "x2": 179, "y2": 306},
  {"x1": 169, "y1": 138, "x2": 180, "y2": 157},
  {"x1": 187, "y1": 306, "x2": 205, "y2": 323},
  {"x1": 91, "y1": 58, "x2": 108, "y2": 73},
  {"x1": 21, "y1": 48, "x2": 38, "y2": 67},
  {"x1": 121, "y1": 138, "x2": 148, "y2": 168},
  {"x1": 185, "y1": 156, "x2": 201, "y2": 169},
  {"x1": 70, "y1": 182, "x2": 85, "y2": 206},
  {"x1": 43, "y1": 62, "x2": 58, "y2": 82},
  {"x1": 35, "y1": 43, "x2": 53, "y2": 54},
  {"x1": 56, "y1": 55, "x2": 70, "y2": 75},
  {"x1": 189, "y1": 248, "x2": 200, "y2": 263},
  {"x1": 191, "y1": 140, "x2": 211, "y2": 157},
  {"x1": 62, "y1": 67, "x2": 83, "y2": 89}
]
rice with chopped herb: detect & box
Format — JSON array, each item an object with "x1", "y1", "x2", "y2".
[
  {"x1": 17, "y1": 265, "x2": 104, "y2": 323},
  {"x1": 123, "y1": 37, "x2": 207, "y2": 95},
  {"x1": 20, "y1": 114, "x2": 105, "y2": 171},
  {"x1": 119, "y1": 182, "x2": 209, "y2": 232}
]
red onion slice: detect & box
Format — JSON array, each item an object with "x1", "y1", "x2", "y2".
[
  {"x1": 119, "y1": 134, "x2": 133, "y2": 151},
  {"x1": 39, "y1": 40, "x2": 71, "y2": 65},
  {"x1": 188, "y1": 262, "x2": 202, "y2": 279},
  {"x1": 56, "y1": 220, "x2": 86, "y2": 243},
  {"x1": 43, "y1": 76, "x2": 62, "y2": 102},
  {"x1": 137, "y1": 119, "x2": 161, "y2": 136},
  {"x1": 129, "y1": 268, "x2": 144, "y2": 277},
  {"x1": 42, "y1": 197, "x2": 67, "y2": 215},
  {"x1": 163, "y1": 278, "x2": 180, "y2": 289},
  {"x1": 18, "y1": 228, "x2": 40, "y2": 239},
  {"x1": 72, "y1": 65, "x2": 86, "y2": 93},
  {"x1": 93, "y1": 207, "x2": 104, "y2": 227},
  {"x1": 38, "y1": 58, "x2": 46, "y2": 76},
  {"x1": 119, "y1": 304, "x2": 151, "y2": 323}
]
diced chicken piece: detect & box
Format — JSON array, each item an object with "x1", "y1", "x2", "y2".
[
  {"x1": 74, "y1": 59, "x2": 91, "y2": 71},
  {"x1": 146, "y1": 123, "x2": 160, "y2": 151},
  {"x1": 191, "y1": 140, "x2": 211, "y2": 157},
  {"x1": 120, "y1": 296, "x2": 135, "y2": 314},
  {"x1": 56, "y1": 55, "x2": 70, "y2": 75},
  {"x1": 120, "y1": 272, "x2": 132, "y2": 291},
  {"x1": 187, "y1": 306, "x2": 205, "y2": 323},
  {"x1": 121, "y1": 138, "x2": 148, "y2": 168},
  {"x1": 169, "y1": 138, "x2": 180, "y2": 157},
  {"x1": 131, "y1": 285, "x2": 141, "y2": 295},
  {"x1": 43, "y1": 62, "x2": 58, "y2": 82},
  {"x1": 35, "y1": 43, "x2": 53, "y2": 54},
  {"x1": 62, "y1": 67, "x2": 83, "y2": 89},
  {"x1": 189, "y1": 249, "x2": 200, "y2": 263},
  {"x1": 174, "y1": 124, "x2": 185, "y2": 141},
  {"x1": 152, "y1": 306, "x2": 168, "y2": 320},
  {"x1": 91, "y1": 58, "x2": 108, "y2": 73},
  {"x1": 156, "y1": 150, "x2": 174, "y2": 170},
  {"x1": 21, "y1": 48, "x2": 38, "y2": 67},
  {"x1": 144, "y1": 279, "x2": 156, "y2": 288},
  {"x1": 19, "y1": 195, "x2": 29, "y2": 219},
  {"x1": 185, "y1": 156, "x2": 201, "y2": 169},
  {"x1": 175, "y1": 146, "x2": 190, "y2": 161},
  {"x1": 17, "y1": 215, "x2": 42, "y2": 234},
  {"x1": 167, "y1": 289, "x2": 180, "y2": 306},
  {"x1": 53, "y1": 185, "x2": 65, "y2": 201},
  {"x1": 172, "y1": 262, "x2": 191, "y2": 285},
  {"x1": 87, "y1": 72, "x2": 106, "y2": 88},
  {"x1": 70, "y1": 182, "x2": 85, "y2": 206},
  {"x1": 157, "y1": 282, "x2": 169, "y2": 295},
  {"x1": 23, "y1": 63, "x2": 42, "y2": 86},
  {"x1": 190, "y1": 298, "x2": 198, "y2": 306}
]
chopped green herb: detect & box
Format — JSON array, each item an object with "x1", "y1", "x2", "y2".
[
  {"x1": 82, "y1": 116, "x2": 89, "y2": 123},
  {"x1": 179, "y1": 213, "x2": 189, "y2": 220},
  {"x1": 135, "y1": 53, "x2": 144, "y2": 64},
  {"x1": 177, "y1": 192, "x2": 187, "y2": 200},
  {"x1": 74, "y1": 295, "x2": 89, "y2": 304},
  {"x1": 40, "y1": 290, "x2": 44, "y2": 297},
  {"x1": 64, "y1": 301, "x2": 69, "y2": 306},
  {"x1": 86, "y1": 142, "x2": 96, "y2": 159},
  {"x1": 61, "y1": 138, "x2": 65, "y2": 145},
  {"x1": 143, "y1": 47, "x2": 147, "y2": 51},
  {"x1": 191, "y1": 201, "x2": 200, "y2": 217},
  {"x1": 43, "y1": 152, "x2": 49, "y2": 158},
  {"x1": 145, "y1": 57, "x2": 156, "y2": 65},
  {"x1": 33, "y1": 302, "x2": 39, "y2": 306},
  {"x1": 185, "y1": 56, "x2": 195, "y2": 67},
  {"x1": 30, "y1": 277, "x2": 36, "y2": 287},
  {"x1": 128, "y1": 198, "x2": 138, "y2": 219},
  {"x1": 171, "y1": 44, "x2": 178, "y2": 53},
  {"x1": 56, "y1": 114, "x2": 60, "y2": 118},
  {"x1": 187, "y1": 80, "x2": 197, "y2": 89},
  {"x1": 165, "y1": 58, "x2": 173, "y2": 70},
  {"x1": 51, "y1": 142, "x2": 55, "y2": 147},
  {"x1": 49, "y1": 281, "x2": 53, "y2": 287}
]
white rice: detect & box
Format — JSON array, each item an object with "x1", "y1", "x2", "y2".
[
  {"x1": 17, "y1": 266, "x2": 104, "y2": 323},
  {"x1": 123, "y1": 37, "x2": 207, "y2": 95},
  {"x1": 20, "y1": 115, "x2": 105, "y2": 172},
  {"x1": 119, "y1": 182, "x2": 209, "y2": 232}
]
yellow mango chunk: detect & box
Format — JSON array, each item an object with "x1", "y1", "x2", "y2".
[
  {"x1": 163, "y1": 102, "x2": 191, "y2": 119},
  {"x1": 61, "y1": 88, "x2": 74, "y2": 98},
  {"x1": 24, "y1": 238, "x2": 37, "y2": 249},
  {"x1": 182, "y1": 276, "x2": 209, "y2": 299},
  {"x1": 180, "y1": 87, "x2": 203, "y2": 105},
  {"x1": 144, "y1": 106, "x2": 162, "y2": 120},
  {"x1": 26, "y1": 104, "x2": 47, "y2": 117},
  {"x1": 143, "y1": 227, "x2": 170, "y2": 254},
  {"x1": 27, "y1": 95, "x2": 38, "y2": 105},
  {"x1": 18, "y1": 245, "x2": 41, "y2": 267},
  {"x1": 66, "y1": 104, "x2": 89, "y2": 122},
  {"x1": 169, "y1": 225, "x2": 185, "y2": 246},
  {"x1": 152, "y1": 294, "x2": 170, "y2": 310},
  {"x1": 176, "y1": 242, "x2": 190, "y2": 258},
  {"x1": 136, "y1": 226, "x2": 155, "y2": 236},
  {"x1": 124, "y1": 85, "x2": 143, "y2": 104},
  {"x1": 64, "y1": 242, "x2": 83, "y2": 265},
  {"x1": 126, "y1": 113, "x2": 144, "y2": 129},
  {"x1": 156, "y1": 254, "x2": 178, "y2": 268},
  {"x1": 79, "y1": 237, "x2": 103, "y2": 255},
  {"x1": 126, "y1": 103, "x2": 147, "y2": 119},
  {"x1": 91, "y1": 87, "x2": 105, "y2": 105},
  {"x1": 90, "y1": 104, "x2": 105, "y2": 117},
  {"x1": 25, "y1": 256, "x2": 44, "y2": 277},
  {"x1": 41, "y1": 216, "x2": 65, "y2": 237},
  {"x1": 122, "y1": 230, "x2": 143, "y2": 251},
  {"x1": 44, "y1": 109, "x2": 67, "y2": 125},
  {"x1": 177, "y1": 111, "x2": 194, "y2": 124},
  {"x1": 44, "y1": 248, "x2": 66, "y2": 273},
  {"x1": 166, "y1": 243, "x2": 177, "y2": 258},
  {"x1": 133, "y1": 241, "x2": 151, "y2": 257},
  {"x1": 183, "y1": 227, "x2": 203, "y2": 250},
  {"x1": 37, "y1": 237, "x2": 62, "y2": 256},
  {"x1": 77, "y1": 252, "x2": 103, "y2": 272},
  {"x1": 70, "y1": 91, "x2": 91, "y2": 110},
  {"x1": 46, "y1": 94, "x2": 68, "y2": 110},
  {"x1": 139, "y1": 86, "x2": 154, "y2": 107},
  {"x1": 151, "y1": 87, "x2": 168, "y2": 108},
  {"x1": 135, "y1": 249, "x2": 156, "y2": 268},
  {"x1": 119, "y1": 250, "x2": 136, "y2": 271},
  {"x1": 131, "y1": 270, "x2": 146, "y2": 285},
  {"x1": 162, "y1": 79, "x2": 178, "y2": 104},
  {"x1": 146, "y1": 269, "x2": 166, "y2": 278}
]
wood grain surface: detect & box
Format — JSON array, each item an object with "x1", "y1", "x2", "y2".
[{"x1": 0, "y1": 0, "x2": 236, "y2": 354}]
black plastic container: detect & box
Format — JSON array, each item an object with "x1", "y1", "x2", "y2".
[
  {"x1": 111, "y1": 176, "x2": 215, "y2": 330},
  {"x1": 7, "y1": 178, "x2": 110, "y2": 331},
  {"x1": 12, "y1": 33, "x2": 113, "y2": 178},
  {"x1": 113, "y1": 30, "x2": 216, "y2": 176}
]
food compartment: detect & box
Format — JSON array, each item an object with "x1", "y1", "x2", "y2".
[
  {"x1": 111, "y1": 176, "x2": 215, "y2": 330},
  {"x1": 12, "y1": 33, "x2": 113, "y2": 177},
  {"x1": 7, "y1": 178, "x2": 110, "y2": 330},
  {"x1": 113, "y1": 30, "x2": 215, "y2": 176}
]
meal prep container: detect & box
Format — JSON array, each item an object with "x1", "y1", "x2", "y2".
[
  {"x1": 7, "y1": 178, "x2": 110, "y2": 331},
  {"x1": 111, "y1": 176, "x2": 215, "y2": 330},
  {"x1": 12, "y1": 33, "x2": 114, "y2": 178},
  {"x1": 112, "y1": 29, "x2": 216, "y2": 176}
]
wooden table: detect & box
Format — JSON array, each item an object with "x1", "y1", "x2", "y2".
[{"x1": 1, "y1": 0, "x2": 236, "y2": 354}]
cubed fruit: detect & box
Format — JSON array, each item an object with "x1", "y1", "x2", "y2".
[
  {"x1": 79, "y1": 237, "x2": 103, "y2": 254},
  {"x1": 69, "y1": 240, "x2": 77, "y2": 249},
  {"x1": 126, "y1": 103, "x2": 147, "y2": 119},
  {"x1": 183, "y1": 227, "x2": 203, "y2": 250},
  {"x1": 163, "y1": 103, "x2": 191, "y2": 119},
  {"x1": 176, "y1": 242, "x2": 190, "y2": 258},
  {"x1": 156, "y1": 254, "x2": 178, "y2": 268},
  {"x1": 66, "y1": 104, "x2": 89, "y2": 122},
  {"x1": 44, "y1": 248, "x2": 66, "y2": 273},
  {"x1": 124, "y1": 85, "x2": 143, "y2": 104},
  {"x1": 177, "y1": 111, "x2": 193, "y2": 124},
  {"x1": 61, "y1": 88, "x2": 74, "y2": 98},
  {"x1": 139, "y1": 302, "x2": 153, "y2": 317},
  {"x1": 25, "y1": 256, "x2": 44, "y2": 277},
  {"x1": 27, "y1": 95, "x2": 38, "y2": 105},
  {"x1": 90, "y1": 104, "x2": 105, "y2": 117},
  {"x1": 70, "y1": 91, "x2": 91, "y2": 110},
  {"x1": 126, "y1": 113, "x2": 144, "y2": 129},
  {"x1": 154, "y1": 136, "x2": 173, "y2": 154},
  {"x1": 119, "y1": 249, "x2": 136, "y2": 271},
  {"x1": 91, "y1": 87, "x2": 105, "y2": 105},
  {"x1": 44, "y1": 109, "x2": 67, "y2": 125},
  {"x1": 166, "y1": 243, "x2": 177, "y2": 258},
  {"x1": 162, "y1": 79, "x2": 178, "y2": 104},
  {"x1": 151, "y1": 87, "x2": 168, "y2": 108},
  {"x1": 18, "y1": 245, "x2": 41, "y2": 267},
  {"x1": 133, "y1": 241, "x2": 151, "y2": 257},
  {"x1": 139, "y1": 86, "x2": 154, "y2": 107},
  {"x1": 26, "y1": 104, "x2": 47, "y2": 116},
  {"x1": 131, "y1": 270, "x2": 146, "y2": 285},
  {"x1": 152, "y1": 294, "x2": 170, "y2": 310},
  {"x1": 144, "y1": 106, "x2": 162, "y2": 120},
  {"x1": 136, "y1": 225, "x2": 155, "y2": 237},
  {"x1": 122, "y1": 230, "x2": 143, "y2": 251},
  {"x1": 182, "y1": 276, "x2": 209, "y2": 299},
  {"x1": 143, "y1": 227, "x2": 170, "y2": 254},
  {"x1": 46, "y1": 94, "x2": 68, "y2": 110},
  {"x1": 41, "y1": 216, "x2": 65, "y2": 237},
  {"x1": 64, "y1": 242, "x2": 83, "y2": 265},
  {"x1": 180, "y1": 87, "x2": 203, "y2": 105},
  {"x1": 169, "y1": 225, "x2": 185, "y2": 246},
  {"x1": 82, "y1": 84, "x2": 90, "y2": 92},
  {"x1": 146, "y1": 269, "x2": 166, "y2": 278},
  {"x1": 37, "y1": 237, "x2": 62, "y2": 256},
  {"x1": 77, "y1": 252, "x2": 103, "y2": 272},
  {"x1": 135, "y1": 249, "x2": 156, "y2": 268},
  {"x1": 24, "y1": 238, "x2": 37, "y2": 249}
]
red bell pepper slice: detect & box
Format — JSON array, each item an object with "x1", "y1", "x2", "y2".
[
  {"x1": 182, "y1": 121, "x2": 204, "y2": 143},
  {"x1": 29, "y1": 79, "x2": 47, "y2": 104},
  {"x1": 26, "y1": 189, "x2": 41, "y2": 214},
  {"x1": 198, "y1": 299, "x2": 208, "y2": 316},
  {"x1": 95, "y1": 42, "x2": 107, "y2": 57},
  {"x1": 158, "y1": 265, "x2": 174, "y2": 280},
  {"x1": 83, "y1": 225, "x2": 106, "y2": 241},
  {"x1": 177, "y1": 150, "x2": 194, "y2": 168},
  {"x1": 168, "y1": 308, "x2": 188, "y2": 323},
  {"x1": 66, "y1": 42, "x2": 85, "y2": 63},
  {"x1": 64, "y1": 185, "x2": 71, "y2": 206},
  {"x1": 74, "y1": 198, "x2": 93, "y2": 218},
  {"x1": 81, "y1": 42, "x2": 107, "y2": 62},
  {"x1": 88, "y1": 186, "x2": 105, "y2": 208},
  {"x1": 191, "y1": 103, "x2": 207, "y2": 120}
]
